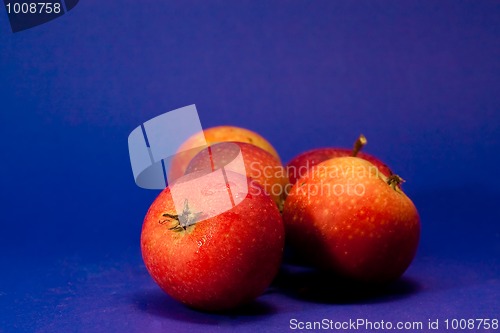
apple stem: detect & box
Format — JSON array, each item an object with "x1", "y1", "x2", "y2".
[
  {"x1": 159, "y1": 200, "x2": 203, "y2": 232},
  {"x1": 159, "y1": 212, "x2": 182, "y2": 230},
  {"x1": 387, "y1": 174, "x2": 405, "y2": 190},
  {"x1": 352, "y1": 134, "x2": 367, "y2": 157}
]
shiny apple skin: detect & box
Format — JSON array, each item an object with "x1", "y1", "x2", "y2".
[
  {"x1": 286, "y1": 147, "x2": 393, "y2": 185},
  {"x1": 141, "y1": 172, "x2": 284, "y2": 311},
  {"x1": 185, "y1": 142, "x2": 289, "y2": 209},
  {"x1": 169, "y1": 126, "x2": 280, "y2": 181},
  {"x1": 283, "y1": 157, "x2": 420, "y2": 283}
]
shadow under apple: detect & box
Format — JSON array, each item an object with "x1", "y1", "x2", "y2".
[
  {"x1": 131, "y1": 288, "x2": 277, "y2": 324},
  {"x1": 272, "y1": 265, "x2": 420, "y2": 305}
]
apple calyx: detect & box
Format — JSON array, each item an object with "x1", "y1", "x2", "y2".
[
  {"x1": 159, "y1": 199, "x2": 203, "y2": 232},
  {"x1": 278, "y1": 198, "x2": 285, "y2": 214},
  {"x1": 387, "y1": 174, "x2": 405, "y2": 191},
  {"x1": 352, "y1": 134, "x2": 367, "y2": 157}
]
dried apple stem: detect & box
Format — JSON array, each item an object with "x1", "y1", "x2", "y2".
[
  {"x1": 159, "y1": 200, "x2": 202, "y2": 232},
  {"x1": 387, "y1": 174, "x2": 405, "y2": 190},
  {"x1": 351, "y1": 134, "x2": 367, "y2": 156}
]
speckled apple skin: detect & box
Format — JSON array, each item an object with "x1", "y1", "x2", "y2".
[
  {"x1": 141, "y1": 173, "x2": 284, "y2": 311},
  {"x1": 186, "y1": 142, "x2": 289, "y2": 209},
  {"x1": 283, "y1": 157, "x2": 420, "y2": 283},
  {"x1": 286, "y1": 147, "x2": 393, "y2": 185},
  {"x1": 168, "y1": 126, "x2": 281, "y2": 181}
]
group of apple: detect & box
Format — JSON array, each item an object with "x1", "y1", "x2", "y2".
[{"x1": 140, "y1": 126, "x2": 421, "y2": 312}]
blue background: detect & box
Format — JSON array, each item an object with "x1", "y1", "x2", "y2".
[{"x1": 0, "y1": 1, "x2": 498, "y2": 332}]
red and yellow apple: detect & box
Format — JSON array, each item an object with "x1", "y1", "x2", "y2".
[
  {"x1": 283, "y1": 157, "x2": 420, "y2": 283},
  {"x1": 141, "y1": 171, "x2": 284, "y2": 311}
]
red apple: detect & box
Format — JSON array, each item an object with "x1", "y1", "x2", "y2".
[
  {"x1": 168, "y1": 126, "x2": 281, "y2": 181},
  {"x1": 185, "y1": 142, "x2": 289, "y2": 210},
  {"x1": 286, "y1": 135, "x2": 393, "y2": 185},
  {"x1": 141, "y1": 170, "x2": 284, "y2": 311},
  {"x1": 283, "y1": 156, "x2": 420, "y2": 283}
]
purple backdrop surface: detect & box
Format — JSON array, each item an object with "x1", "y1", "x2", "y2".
[{"x1": 0, "y1": 1, "x2": 498, "y2": 332}]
